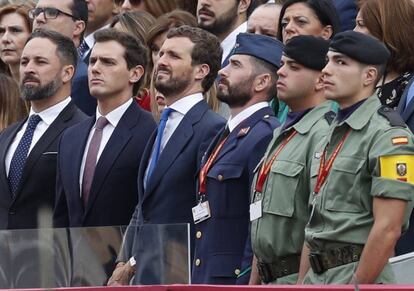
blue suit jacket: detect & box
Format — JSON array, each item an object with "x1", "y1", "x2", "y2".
[
  {"x1": 118, "y1": 99, "x2": 225, "y2": 284},
  {"x1": 53, "y1": 101, "x2": 156, "y2": 227},
  {"x1": 191, "y1": 106, "x2": 279, "y2": 285},
  {"x1": 334, "y1": 0, "x2": 358, "y2": 31},
  {"x1": 71, "y1": 51, "x2": 97, "y2": 116},
  {"x1": 396, "y1": 74, "x2": 414, "y2": 255}
]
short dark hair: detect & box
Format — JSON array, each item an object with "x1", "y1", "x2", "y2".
[
  {"x1": 94, "y1": 28, "x2": 149, "y2": 92},
  {"x1": 28, "y1": 29, "x2": 78, "y2": 70},
  {"x1": 249, "y1": 57, "x2": 278, "y2": 101},
  {"x1": 167, "y1": 25, "x2": 222, "y2": 93},
  {"x1": 70, "y1": 0, "x2": 88, "y2": 41}
]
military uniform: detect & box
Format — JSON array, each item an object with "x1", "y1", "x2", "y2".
[
  {"x1": 251, "y1": 101, "x2": 334, "y2": 284},
  {"x1": 192, "y1": 106, "x2": 279, "y2": 284},
  {"x1": 304, "y1": 95, "x2": 414, "y2": 284}
]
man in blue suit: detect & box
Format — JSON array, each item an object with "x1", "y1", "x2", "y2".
[
  {"x1": 191, "y1": 33, "x2": 282, "y2": 285},
  {"x1": 107, "y1": 26, "x2": 225, "y2": 285},
  {"x1": 53, "y1": 29, "x2": 156, "y2": 228},
  {"x1": 396, "y1": 75, "x2": 414, "y2": 255}
]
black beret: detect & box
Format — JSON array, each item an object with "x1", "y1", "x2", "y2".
[
  {"x1": 330, "y1": 31, "x2": 390, "y2": 65},
  {"x1": 232, "y1": 33, "x2": 284, "y2": 68},
  {"x1": 284, "y1": 35, "x2": 329, "y2": 71}
]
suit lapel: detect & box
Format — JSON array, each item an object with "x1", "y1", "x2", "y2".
[
  {"x1": 84, "y1": 103, "x2": 137, "y2": 216},
  {"x1": 144, "y1": 101, "x2": 208, "y2": 197},
  {"x1": 0, "y1": 121, "x2": 25, "y2": 204},
  {"x1": 14, "y1": 103, "x2": 77, "y2": 202}
]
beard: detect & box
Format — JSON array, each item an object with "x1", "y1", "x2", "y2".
[
  {"x1": 198, "y1": 3, "x2": 239, "y2": 36},
  {"x1": 20, "y1": 74, "x2": 62, "y2": 101},
  {"x1": 155, "y1": 69, "x2": 191, "y2": 97},
  {"x1": 217, "y1": 78, "x2": 253, "y2": 107}
]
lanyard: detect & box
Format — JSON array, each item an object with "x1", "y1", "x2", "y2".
[
  {"x1": 198, "y1": 136, "x2": 229, "y2": 194},
  {"x1": 313, "y1": 129, "x2": 352, "y2": 195},
  {"x1": 255, "y1": 130, "x2": 298, "y2": 193}
]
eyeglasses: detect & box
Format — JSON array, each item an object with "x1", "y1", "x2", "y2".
[{"x1": 28, "y1": 7, "x2": 79, "y2": 20}]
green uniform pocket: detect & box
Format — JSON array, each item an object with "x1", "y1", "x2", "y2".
[{"x1": 263, "y1": 160, "x2": 304, "y2": 217}]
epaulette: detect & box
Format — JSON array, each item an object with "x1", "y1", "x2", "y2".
[
  {"x1": 324, "y1": 111, "x2": 336, "y2": 125},
  {"x1": 377, "y1": 106, "x2": 407, "y2": 127}
]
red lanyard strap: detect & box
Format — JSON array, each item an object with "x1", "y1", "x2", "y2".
[
  {"x1": 199, "y1": 137, "x2": 229, "y2": 194},
  {"x1": 313, "y1": 129, "x2": 352, "y2": 195},
  {"x1": 255, "y1": 130, "x2": 298, "y2": 193}
]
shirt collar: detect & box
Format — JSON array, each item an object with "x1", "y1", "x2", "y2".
[
  {"x1": 227, "y1": 102, "x2": 269, "y2": 132},
  {"x1": 29, "y1": 97, "x2": 71, "y2": 126},
  {"x1": 221, "y1": 22, "x2": 247, "y2": 63},
  {"x1": 292, "y1": 101, "x2": 334, "y2": 134},
  {"x1": 96, "y1": 99, "x2": 133, "y2": 128},
  {"x1": 84, "y1": 24, "x2": 111, "y2": 51},
  {"x1": 168, "y1": 92, "x2": 204, "y2": 116},
  {"x1": 341, "y1": 94, "x2": 379, "y2": 130}
]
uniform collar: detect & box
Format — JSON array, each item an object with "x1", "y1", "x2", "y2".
[
  {"x1": 341, "y1": 94, "x2": 380, "y2": 130},
  {"x1": 291, "y1": 101, "x2": 333, "y2": 134}
]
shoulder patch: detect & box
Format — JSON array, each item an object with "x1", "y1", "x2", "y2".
[
  {"x1": 324, "y1": 111, "x2": 336, "y2": 125},
  {"x1": 377, "y1": 106, "x2": 407, "y2": 127}
]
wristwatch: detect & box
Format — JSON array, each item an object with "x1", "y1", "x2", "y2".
[{"x1": 129, "y1": 256, "x2": 136, "y2": 267}]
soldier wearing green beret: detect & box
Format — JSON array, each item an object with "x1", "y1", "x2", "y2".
[
  {"x1": 300, "y1": 31, "x2": 414, "y2": 284},
  {"x1": 249, "y1": 35, "x2": 334, "y2": 285}
]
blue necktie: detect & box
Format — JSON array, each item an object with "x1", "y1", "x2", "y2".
[
  {"x1": 146, "y1": 107, "x2": 174, "y2": 184},
  {"x1": 8, "y1": 114, "x2": 42, "y2": 196},
  {"x1": 78, "y1": 40, "x2": 89, "y2": 59}
]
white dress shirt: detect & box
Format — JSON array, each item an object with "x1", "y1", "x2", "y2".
[
  {"x1": 82, "y1": 24, "x2": 111, "y2": 60},
  {"x1": 5, "y1": 97, "x2": 72, "y2": 176},
  {"x1": 79, "y1": 99, "x2": 133, "y2": 192},
  {"x1": 227, "y1": 102, "x2": 269, "y2": 132},
  {"x1": 143, "y1": 93, "x2": 204, "y2": 188},
  {"x1": 221, "y1": 22, "x2": 247, "y2": 64}
]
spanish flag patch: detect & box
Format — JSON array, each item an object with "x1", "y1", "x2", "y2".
[
  {"x1": 392, "y1": 136, "x2": 409, "y2": 145},
  {"x1": 380, "y1": 155, "x2": 414, "y2": 183}
]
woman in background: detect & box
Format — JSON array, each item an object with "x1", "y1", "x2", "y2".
[
  {"x1": 0, "y1": 73, "x2": 28, "y2": 131},
  {"x1": 355, "y1": 0, "x2": 414, "y2": 109}
]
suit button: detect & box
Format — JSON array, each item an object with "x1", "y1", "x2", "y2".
[
  {"x1": 264, "y1": 114, "x2": 270, "y2": 119},
  {"x1": 196, "y1": 231, "x2": 202, "y2": 239},
  {"x1": 235, "y1": 269, "x2": 240, "y2": 276},
  {"x1": 195, "y1": 259, "x2": 201, "y2": 266},
  {"x1": 9, "y1": 209, "x2": 15, "y2": 215},
  {"x1": 217, "y1": 174, "x2": 223, "y2": 181}
]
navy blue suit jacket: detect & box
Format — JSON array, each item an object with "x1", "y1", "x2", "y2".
[
  {"x1": 118, "y1": 99, "x2": 225, "y2": 284},
  {"x1": 396, "y1": 74, "x2": 414, "y2": 255},
  {"x1": 53, "y1": 101, "x2": 156, "y2": 227},
  {"x1": 334, "y1": 0, "x2": 358, "y2": 31},
  {"x1": 0, "y1": 102, "x2": 86, "y2": 229},
  {"x1": 192, "y1": 106, "x2": 279, "y2": 285},
  {"x1": 71, "y1": 52, "x2": 97, "y2": 116}
]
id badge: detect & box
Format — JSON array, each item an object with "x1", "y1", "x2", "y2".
[
  {"x1": 250, "y1": 200, "x2": 262, "y2": 221},
  {"x1": 192, "y1": 201, "x2": 211, "y2": 224}
]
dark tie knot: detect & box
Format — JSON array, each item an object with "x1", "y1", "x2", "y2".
[
  {"x1": 27, "y1": 114, "x2": 42, "y2": 129},
  {"x1": 95, "y1": 116, "x2": 109, "y2": 131}
]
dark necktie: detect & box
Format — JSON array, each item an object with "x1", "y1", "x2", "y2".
[
  {"x1": 145, "y1": 107, "x2": 174, "y2": 185},
  {"x1": 78, "y1": 40, "x2": 89, "y2": 59},
  {"x1": 8, "y1": 114, "x2": 42, "y2": 197},
  {"x1": 82, "y1": 116, "x2": 109, "y2": 208}
]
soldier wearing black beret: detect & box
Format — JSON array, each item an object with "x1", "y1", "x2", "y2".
[{"x1": 300, "y1": 30, "x2": 414, "y2": 284}]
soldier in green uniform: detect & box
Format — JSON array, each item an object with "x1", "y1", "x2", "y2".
[
  {"x1": 249, "y1": 35, "x2": 334, "y2": 285},
  {"x1": 300, "y1": 31, "x2": 414, "y2": 284}
]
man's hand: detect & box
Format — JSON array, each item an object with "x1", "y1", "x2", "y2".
[{"x1": 107, "y1": 261, "x2": 135, "y2": 286}]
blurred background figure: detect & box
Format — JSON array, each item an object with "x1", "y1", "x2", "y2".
[
  {"x1": 247, "y1": 1, "x2": 283, "y2": 38},
  {"x1": 110, "y1": 11, "x2": 155, "y2": 112},
  {"x1": 333, "y1": 0, "x2": 357, "y2": 31},
  {"x1": 176, "y1": 0, "x2": 197, "y2": 16},
  {"x1": 0, "y1": 2, "x2": 35, "y2": 83},
  {"x1": 274, "y1": 0, "x2": 340, "y2": 123},
  {"x1": 0, "y1": 73, "x2": 28, "y2": 131},
  {"x1": 115, "y1": 0, "x2": 177, "y2": 17},
  {"x1": 355, "y1": 0, "x2": 414, "y2": 109}
]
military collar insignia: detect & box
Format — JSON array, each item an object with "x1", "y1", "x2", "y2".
[{"x1": 237, "y1": 127, "x2": 250, "y2": 137}]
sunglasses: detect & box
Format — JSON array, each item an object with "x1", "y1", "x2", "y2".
[
  {"x1": 29, "y1": 7, "x2": 79, "y2": 21},
  {"x1": 115, "y1": 0, "x2": 143, "y2": 6}
]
